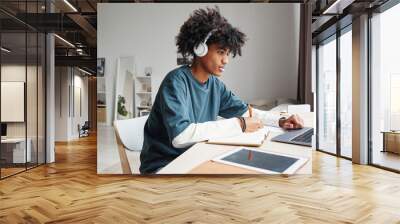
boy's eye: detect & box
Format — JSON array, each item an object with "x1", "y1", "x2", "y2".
[{"x1": 218, "y1": 50, "x2": 230, "y2": 56}]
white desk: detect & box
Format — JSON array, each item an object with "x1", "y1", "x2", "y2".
[
  {"x1": 115, "y1": 112, "x2": 314, "y2": 174},
  {"x1": 158, "y1": 112, "x2": 314, "y2": 174},
  {"x1": 1, "y1": 138, "x2": 31, "y2": 163},
  {"x1": 157, "y1": 133, "x2": 312, "y2": 174}
]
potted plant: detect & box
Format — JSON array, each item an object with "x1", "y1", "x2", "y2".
[{"x1": 117, "y1": 95, "x2": 128, "y2": 119}]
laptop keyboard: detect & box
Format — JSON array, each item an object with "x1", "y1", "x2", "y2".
[{"x1": 291, "y1": 129, "x2": 313, "y2": 143}]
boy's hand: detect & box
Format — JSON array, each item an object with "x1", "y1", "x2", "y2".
[
  {"x1": 279, "y1": 114, "x2": 304, "y2": 130},
  {"x1": 243, "y1": 117, "x2": 263, "y2": 133}
]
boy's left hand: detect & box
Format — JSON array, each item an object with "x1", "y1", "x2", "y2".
[{"x1": 279, "y1": 114, "x2": 304, "y2": 130}]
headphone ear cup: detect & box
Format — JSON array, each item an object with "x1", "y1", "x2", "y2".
[
  {"x1": 202, "y1": 44, "x2": 208, "y2": 57},
  {"x1": 194, "y1": 43, "x2": 208, "y2": 57}
]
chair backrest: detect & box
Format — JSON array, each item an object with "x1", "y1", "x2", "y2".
[
  {"x1": 82, "y1": 121, "x2": 90, "y2": 129},
  {"x1": 113, "y1": 115, "x2": 148, "y2": 151}
]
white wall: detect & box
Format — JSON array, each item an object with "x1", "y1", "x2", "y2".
[
  {"x1": 98, "y1": 3, "x2": 300, "y2": 125},
  {"x1": 78, "y1": 75, "x2": 89, "y2": 123},
  {"x1": 55, "y1": 67, "x2": 69, "y2": 141},
  {"x1": 1, "y1": 65, "x2": 40, "y2": 137},
  {"x1": 1, "y1": 64, "x2": 46, "y2": 163},
  {"x1": 54, "y1": 67, "x2": 89, "y2": 141},
  {"x1": 72, "y1": 73, "x2": 89, "y2": 137}
]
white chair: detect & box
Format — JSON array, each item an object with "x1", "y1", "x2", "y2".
[
  {"x1": 113, "y1": 115, "x2": 148, "y2": 174},
  {"x1": 114, "y1": 115, "x2": 148, "y2": 151}
]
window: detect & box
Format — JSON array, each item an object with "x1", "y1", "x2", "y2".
[
  {"x1": 317, "y1": 36, "x2": 337, "y2": 154},
  {"x1": 316, "y1": 25, "x2": 353, "y2": 158},
  {"x1": 0, "y1": 1, "x2": 47, "y2": 179},
  {"x1": 339, "y1": 29, "x2": 352, "y2": 158},
  {"x1": 370, "y1": 2, "x2": 400, "y2": 171}
]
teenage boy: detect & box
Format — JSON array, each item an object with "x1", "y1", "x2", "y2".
[{"x1": 139, "y1": 7, "x2": 303, "y2": 174}]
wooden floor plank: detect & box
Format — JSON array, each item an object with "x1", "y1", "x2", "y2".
[{"x1": 0, "y1": 134, "x2": 400, "y2": 223}]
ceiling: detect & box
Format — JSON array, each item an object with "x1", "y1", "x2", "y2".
[
  {"x1": 1, "y1": 0, "x2": 392, "y2": 72},
  {"x1": 311, "y1": 0, "x2": 391, "y2": 43}
]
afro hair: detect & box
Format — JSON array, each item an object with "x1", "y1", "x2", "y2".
[{"x1": 176, "y1": 6, "x2": 247, "y2": 60}]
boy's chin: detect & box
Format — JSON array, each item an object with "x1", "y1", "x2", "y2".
[{"x1": 212, "y1": 72, "x2": 222, "y2": 77}]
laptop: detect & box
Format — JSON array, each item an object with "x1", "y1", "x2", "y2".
[{"x1": 271, "y1": 127, "x2": 313, "y2": 147}]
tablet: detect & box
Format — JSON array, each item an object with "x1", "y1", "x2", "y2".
[{"x1": 212, "y1": 148, "x2": 308, "y2": 174}]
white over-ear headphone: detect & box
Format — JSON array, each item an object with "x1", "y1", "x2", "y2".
[{"x1": 193, "y1": 29, "x2": 216, "y2": 57}]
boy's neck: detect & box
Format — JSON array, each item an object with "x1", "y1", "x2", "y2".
[{"x1": 190, "y1": 60, "x2": 209, "y2": 84}]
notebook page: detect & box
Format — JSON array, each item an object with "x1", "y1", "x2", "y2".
[{"x1": 208, "y1": 127, "x2": 269, "y2": 146}]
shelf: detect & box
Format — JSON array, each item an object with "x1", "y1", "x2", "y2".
[
  {"x1": 137, "y1": 106, "x2": 152, "y2": 109},
  {"x1": 136, "y1": 76, "x2": 151, "y2": 79},
  {"x1": 134, "y1": 75, "x2": 152, "y2": 118}
]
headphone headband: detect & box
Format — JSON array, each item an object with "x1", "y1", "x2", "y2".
[{"x1": 203, "y1": 29, "x2": 217, "y2": 44}]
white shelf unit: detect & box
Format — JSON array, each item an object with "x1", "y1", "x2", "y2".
[{"x1": 134, "y1": 76, "x2": 152, "y2": 117}]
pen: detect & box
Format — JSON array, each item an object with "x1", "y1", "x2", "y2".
[{"x1": 248, "y1": 105, "x2": 253, "y2": 118}]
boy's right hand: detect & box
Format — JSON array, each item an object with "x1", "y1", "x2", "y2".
[{"x1": 243, "y1": 117, "x2": 263, "y2": 133}]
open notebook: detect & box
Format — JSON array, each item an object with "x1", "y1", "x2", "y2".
[{"x1": 207, "y1": 127, "x2": 270, "y2": 147}]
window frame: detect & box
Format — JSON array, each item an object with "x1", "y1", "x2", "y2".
[
  {"x1": 315, "y1": 23, "x2": 353, "y2": 161},
  {"x1": 367, "y1": 0, "x2": 400, "y2": 173}
]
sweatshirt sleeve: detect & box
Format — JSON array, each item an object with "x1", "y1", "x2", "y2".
[{"x1": 172, "y1": 118, "x2": 242, "y2": 148}]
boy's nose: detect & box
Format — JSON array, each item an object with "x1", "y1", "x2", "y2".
[{"x1": 222, "y1": 56, "x2": 229, "y2": 64}]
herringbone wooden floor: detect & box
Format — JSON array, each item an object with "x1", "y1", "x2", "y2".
[{"x1": 1, "y1": 134, "x2": 400, "y2": 224}]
